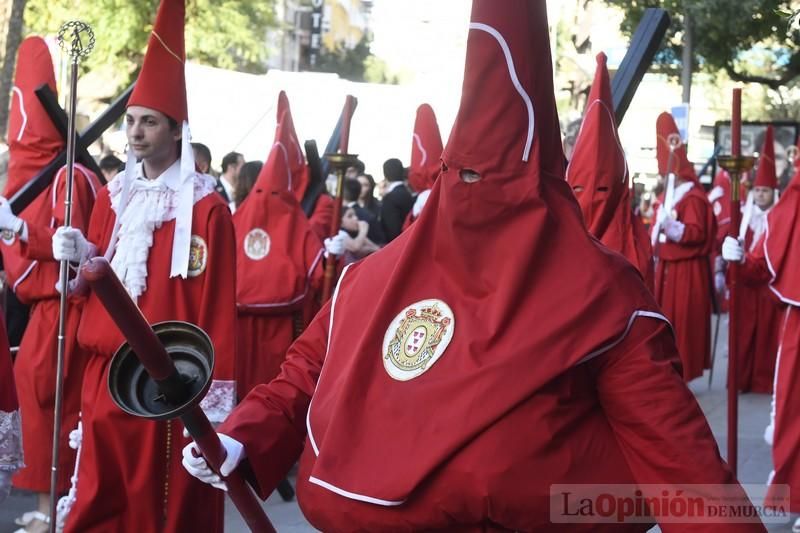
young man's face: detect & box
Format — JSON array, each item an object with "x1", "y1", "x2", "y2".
[
  {"x1": 125, "y1": 106, "x2": 180, "y2": 162},
  {"x1": 753, "y1": 186, "x2": 775, "y2": 210}
]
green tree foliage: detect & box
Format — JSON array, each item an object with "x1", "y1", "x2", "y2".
[
  {"x1": 604, "y1": 0, "x2": 800, "y2": 89},
  {"x1": 315, "y1": 35, "x2": 398, "y2": 84},
  {"x1": 24, "y1": 0, "x2": 276, "y2": 93}
]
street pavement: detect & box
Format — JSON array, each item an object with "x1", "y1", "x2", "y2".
[{"x1": 0, "y1": 314, "x2": 793, "y2": 531}]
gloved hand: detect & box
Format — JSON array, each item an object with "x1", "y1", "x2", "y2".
[
  {"x1": 52, "y1": 226, "x2": 89, "y2": 262},
  {"x1": 662, "y1": 217, "x2": 685, "y2": 243},
  {"x1": 721, "y1": 236, "x2": 745, "y2": 263},
  {"x1": 0, "y1": 197, "x2": 23, "y2": 234},
  {"x1": 181, "y1": 433, "x2": 245, "y2": 491},
  {"x1": 324, "y1": 230, "x2": 347, "y2": 256}
]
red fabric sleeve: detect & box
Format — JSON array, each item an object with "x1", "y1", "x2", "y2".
[
  {"x1": 309, "y1": 195, "x2": 333, "y2": 244},
  {"x1": 590, "y1": 318, "x2": 764, "y2": 531},
  {"x1": 739, "y1": 234, "x2": 772, "y2": 286},
  {"x1": 197, "y1": 203, "x2": 238, "y2": 383},
  {"x1": 678, "y1": 196, "x2": 709, "y2": 247},
  {"x1": 21, "y1": 168, "x2": 97, "y2": 261},
  {"x1": 218, "y1": 302, "x2": 330, "y2": 499},
  {"x1": 22, "y1": 223, "x2": 56, "y2": 261}
]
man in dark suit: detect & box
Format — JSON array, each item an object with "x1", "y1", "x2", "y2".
[{"x1": 380, "y1": 158, "x2": 414, "y2": 242}]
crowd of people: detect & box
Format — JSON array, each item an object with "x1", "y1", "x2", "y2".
[{"x1": 0, "y1": 0, "x2": 798, "y2": 531}]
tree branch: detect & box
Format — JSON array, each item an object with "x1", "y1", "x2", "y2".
[{"x1": 723, "y1": 54, "x2": 800, "y2": 90}]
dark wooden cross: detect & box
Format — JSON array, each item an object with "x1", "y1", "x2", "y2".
[{"x1": 8, "y1": 83, "x2": 134, "y2": 214}]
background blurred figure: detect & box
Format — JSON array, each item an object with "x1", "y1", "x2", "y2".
[
  {"x1": 98, "y1": 154, "x2": 124, "y2": 182},
  {"x1": 218, "y1": 151, "x2": 244, "y2": 211},
  {"x1": 191, "y1": 141, "x2": 213, "y2": 175},
  {"x1": 380, "y1": 157, "x2": 413, "y2": 242},
  {"x1": 233, "y1": 160, "x2": 263, "y2": 208},
  {"x1": 343, "y1": 177, "x2": 384, "y2": 245},
  {"x1": 357, "y1": 172, "x2": 381, "y2": 221}
]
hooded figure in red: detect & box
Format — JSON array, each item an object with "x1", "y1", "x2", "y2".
[
  {"x1": 729, "y1": 126, "x2": 782, "y2": 393},
  {"x1": 567, "y1": 52, "x2": 653, "y2": 289},
  {"x1": 183, "y1": 2, "x2": 759, "y2": 531},
  {"x1": 721, "y1": 143, "x2": 800, "y2": 516},
  {"x1": 62, "y1": 1, "x2": 237, "y2": 531},
  {"x1": 276, "y1": 94, "x2": 334, "y2": 243},
  {"x1": 651, "y1": 112, "x2": 716, "y2": 381},
  {"x1": 403, "y1": 103, "x2": 443, "y2": 229},
  {"x1": 233, "y1": 91, "x2": 324, "y2": 397},
  {"x1": 0, "y1": 37, "x2": 101, "y2": 517}
]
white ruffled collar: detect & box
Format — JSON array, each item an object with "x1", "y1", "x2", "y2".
[{"x1": 107, "y1": 160, "x2": 215, "y2": 300}]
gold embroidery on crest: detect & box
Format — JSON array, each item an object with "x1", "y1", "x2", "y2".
[
  {"x1": 244, "y1": 228, "x2": 270, "y2": 260},
  {"x1": 188, "y1": 235, "x2": 208, "y2": 278},
  {"x1": 382, "y1": 300, "x2": 455, "y2": 381}
]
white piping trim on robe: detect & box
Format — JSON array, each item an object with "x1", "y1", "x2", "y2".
[
  {"x1": 469, "y1": 22, "x2": 534, "y2": 162},
  {"x1": 412, "y1": 133, "x2": 428, "y2": 166},
  {"x1": 306, "y1": 292, "x2": 670, "y2": 506}
]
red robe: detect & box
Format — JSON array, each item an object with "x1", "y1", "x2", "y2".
[
  {"x1": 5, "y1": 165, "x2": 100, "y2": 492},
  {"x1": 234, "y1": 103, "x2": 324, "y2": 397},
  {"x1": 64, "y1": 184, "x2": 237, "y2": 532},
  {"x1": 221, "y1": 303, "x2": 759, "y2": 532},
  {"x1": 734, "y1": 224, "x2": 781, "y2": 393},
  {"x1": 654, "y1": 184, "x2": 716, "y2": 381}
]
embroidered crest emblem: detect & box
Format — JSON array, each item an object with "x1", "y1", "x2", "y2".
[
  {"x1": 188, "y1": 235, "x2": 208, "y2": 278},
  {"x1": 382, "y1": 299, "x2": 455, "y2": 381},
  {"x1": 244, "y1": 228, "x2": 270, "y2": 260}
]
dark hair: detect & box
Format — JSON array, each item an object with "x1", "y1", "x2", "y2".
[
  {"x1": 221, "y1": 151, "x2": 243, "y2": 173},
  {"x1": 349, "y1": 158, "x2": 366, "y2": 175},
  {"x1": 99, "y1": 154, "x2": 124, "y2": 173},
  {"x1": 233, "y1": 161, "x2": 263, "y2": 207},
  {"x1": 357, "y1": 173, "x2": 379, "y2": 212},
  {"x1": 383, "y1": 158, "x2": 405, "y2": 182},
  {"x1": 191, "y1": 142, "x2": 212, "y2": 167},
  {"x1": 343, "y1": 177, "x2": 361, "y2": 202}
]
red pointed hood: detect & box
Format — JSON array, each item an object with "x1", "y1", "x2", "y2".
[
  {"x1": 567, "y1": 52, "x2": 652, "y2": 279},
  {"x1": 754, "y1": 125, "x2": 778, "y2": 189},
  {"x1": 764, "y1": 137, "x2": 800, "y2": 304},
  {"x1": 304, "y1": 0, "x2": 662, "y2": 504},
  {"x1": 5, "y1": 36, "x2": 63, "y2": 197},
  {"x1": 273, "y1": 91, "x2": 308, "y2": 200},
  {"x1": 656, "y1": 112, "x2": 698, "y2": 184},
  {"x1": 127, "y1": 0, "x2": 187, "y2": 123},
  {"x1": 709, "y1": 169, "x2": 732, "y2": 225},
  {"x1": 407, "y1": 104, "x2": 443, "y2": 193},
  {"x1": 233, "y1": 99, "x2": 324, "y2": 310}
]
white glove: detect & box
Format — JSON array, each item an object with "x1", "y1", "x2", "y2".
[
  {"x1": 324, "y1": 230, "x2": 347, "y2": 256},
  {"x1": 0, "y1": 470, "x2": 12, "y2": 504},
  {"x1": 181, "y1": 433, "x2": 244, "y2": 491},
  {"x1": 0, "y1": 197, "x2": 23, "y2": 234},
  {"x1": 52, "y1": 226, "x2": 89, "y2": 262},
  {"x1": 662, "y1": 217, "x2": 685, "y2": 243},
  {"x1": 721, "y1": 236, "x2": 745, "y2": 263}
]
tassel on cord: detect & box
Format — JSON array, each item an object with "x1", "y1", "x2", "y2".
[{"x1": 55, "y1": 416, "x2": 82, "y2": 532}]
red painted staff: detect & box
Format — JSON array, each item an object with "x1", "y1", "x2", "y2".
[
  {"x1": 716, "y1": 88, "x2": 755, "y2": 476},
  {"x1": 80, "y1": 257, "x2": 275, "y2": 532},
  {"x1": 321, "y1": 95, "x2": 359, "y2": 302}
]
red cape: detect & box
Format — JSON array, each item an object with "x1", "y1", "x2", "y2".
[
  {"x1": 764, "y1": 162, "x2": 800, "y2": 305},
  {"x1": 304, "y1": 0, "x2": 665, "y2": 503}
]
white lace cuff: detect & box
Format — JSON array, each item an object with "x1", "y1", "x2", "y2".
[
  {"x1": 200, "y1": 380, "x2": 236, "y2": 424},
  {"x1": 0, "y1": 410, "x2": 24, "y2": 470}
]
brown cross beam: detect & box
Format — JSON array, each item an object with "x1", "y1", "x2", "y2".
[{"x1": 8, "y1": 83, "x2": 134, "y2": 214}]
